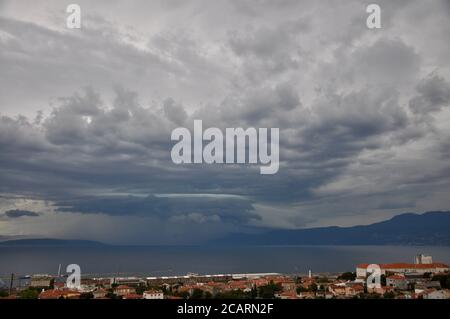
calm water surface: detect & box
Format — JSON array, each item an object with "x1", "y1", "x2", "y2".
[{"x1": 0, "y1": 245, "x2": 449, "y2": 279}]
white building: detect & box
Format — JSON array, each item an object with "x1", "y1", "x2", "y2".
[
  {"x1": 356, "y1": 262, "x2": 449, "y2": 278},
  {"x1": 415, "y1": 254, "x2": 433, "y2": 265},
  {"x1": 30, "y1": 275, "x2": 53, "y2": 288},
  {"x1": 143, "y1": 289, "x2": 164, "y2": 299},
  {"x1": 422, "y1": 289, "x2": 450, "y2": 299}
]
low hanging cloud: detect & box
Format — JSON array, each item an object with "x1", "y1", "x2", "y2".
[
  {"x1": 4, "y1": 209, "x2": 40, "y2": 218},
  {"x1": 55, "y1": 195, "x2": 260, "y2": 224}
]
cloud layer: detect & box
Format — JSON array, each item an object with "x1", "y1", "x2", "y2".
[{"x1": 0, "y1": 0, "x2": 450, "y2": 243}]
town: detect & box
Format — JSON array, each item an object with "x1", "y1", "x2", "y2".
[{"x1": 1, "y1": 255, "x2": 449, "y2": 300}]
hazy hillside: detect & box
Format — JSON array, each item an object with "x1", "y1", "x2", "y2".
[
  {"x1": 216, "y1": 211, "x2": 450, "y2": 246},
  {"x1": 0, "y1": 238, "x2": 106, "y2": 246}
]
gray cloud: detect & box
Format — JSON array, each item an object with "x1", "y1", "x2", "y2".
[
  {"x1": 4, "y1": 209, "x2": 40, "y2": 218},
  {"x1": 1, "y1": 0, "x2": 450, "y2": 243},
  {"x1": 410, "y1": 74, "x2": 450, "y2": 114},
  {"x1": 56, "y1": 195, "x2": 259, "y2": 224}
]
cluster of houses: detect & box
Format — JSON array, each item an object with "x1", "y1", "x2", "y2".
[
  {"x1": 3, "y1": 255, "x2": 449, "y2": 299},
  {"x1": 354, "y1": 254, "x2": 450, "y2": 299},
  {"x1": 29, "y1": 276, "x2": 164, "y2": 299}
]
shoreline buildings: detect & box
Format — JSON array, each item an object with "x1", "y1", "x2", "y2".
[{"x1": 356, "y1": 254, "x2": 449, "y2": 278}]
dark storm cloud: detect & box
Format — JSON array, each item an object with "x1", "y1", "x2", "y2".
[
  {"x1": 4, "y1": 209, "x2": 39, "y2": 218},
  {"x1": 296, "y1": 87, "x2": 409, "y2": 162},
  {"x1": 55, "y1": 195, "x2": 259, "y2": 224},
  {"x1": 409, "y1": 74, "x2": 450, "y2": 114}
]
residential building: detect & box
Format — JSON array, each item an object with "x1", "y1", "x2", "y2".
[
  {"x1": 386, "y1": 275, "x2": 408, "y2": 290},
  {"x1": 356, "y1": 262, "x2": 449, "y2": 277},
  {"x1": 415, "y1": 254, "x2": 433, "y2": 265},
  {"x1": 328, "y1": 283, "x2": 347, "y2": 297},
  {"x1": 93, "y1": 288, "x2": 107, "y2": 299},
  {"x1": 114, "y1": 285, "x2": 135, "y2": 296},
  {"x1": 30, "y1": 275, "x2": 53, "y2": 288},
  {"x1": 111, "y1": 277, "x2": 144, "y2": 287},
  {"x1": 367, "y1": 286, "x2": 394, "y2": 295},
  {"x1": 143, "y1": 289, "x2": 164, "y2": 299},
  {"x1": 422, "y1": 289, "x2": 450, "y2": 299},
  {"x1": 39, "y1": 289, "x2": 81, "y2": 299},
  {"x1": 415, "y1": 281, "x2": 441, "y2": 290},
  {"x1": 345, "y1": 283, "x2": 364, "y2": 297},
  {"x1": 298, "y1": 291, "x2": 316, "y2": 299}
]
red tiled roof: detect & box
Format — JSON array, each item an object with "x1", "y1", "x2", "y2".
[
  {"x1": 228, "y1": 280, "x2": 251, "y2": 290},
  {"x1": 352, "y1": 285, "x2": 364, "y2": 291},
  {"x1": 278, "y1": 291, "x2": 297, "y2": 299},
  {"x1": 39, "y1": 289, "x2": 81, "y2": 299},
  {"x1": 205, "y1": 281, "x2": 224, "y2": 287}
]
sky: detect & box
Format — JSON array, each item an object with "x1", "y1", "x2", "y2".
[{"x1": 0, "y1": 0, "x2": 450, "y2": 244}]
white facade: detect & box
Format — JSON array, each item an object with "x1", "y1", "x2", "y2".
[
  {"x1": 415, "y1": 254, "x2": 433, "y2": 264},
  {"x1": 143, "y1": 290, "x2": 164, "y2": 299},
  {"x1": 423, "y1": 290, "x2": 450, "y2": 299},
  {"x1": 356, "y1": 261, "x2": 449, "y2": 278}
]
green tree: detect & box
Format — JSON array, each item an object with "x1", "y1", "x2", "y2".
[
  {"x1": 105, "y1": 292, "x2": 119, "y2": 299},
  {"x1": 296, "y1": 286, "x2": 308, "y2": 294},
  {"x1": 204, "y1": 291, "x2": 212, "y2": 299},
  {"x1": 135, "y1": 285, "x2": 146, "y2": 295},
  {"x1": 309, "y1": 283, "x2": 318, "y2": 292},
  {"x1": 79, "y1": 292, "x2": 94, "y2": 299},
  {"x1": 380, "y1": 274, "x2": 387, "y2": 286},
  {"x1": 190, "y1": 288, "x2": 204, "y2": 299},
  {"x1": 431, "y1": 273, "x2": 450, "y2": 289},
  {"x1": 316, "y1": 277, "x2": 330, "y2": 283},
  {"x1": 18, "y1": 288, "x2": 39, "y2": 299},
  {"x1": 250, "y1": 286, "x2": 257, "y2": 299},
  {"x1": 173, "y1": 291, "x2": 190, "y2": 299},
  {"x1": 338, "y1": 272, "x2": 356, "y2": 281},
  {"x1": 383, "y1": 291, "x2": 395, "y2": 299},
  {"x1": 258, "y1": 281, "x2": 281, "y2": 299}
]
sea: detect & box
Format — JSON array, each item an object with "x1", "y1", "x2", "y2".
[{"x1": 0, "y1": 245, "x2": 449, "y2": 285}]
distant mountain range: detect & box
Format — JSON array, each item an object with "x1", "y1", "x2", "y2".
[
  {"x1": 0, "y1": 238, "x2": 106, "y2": 246},
  {"x1": 215, "y1": 211, "x2": 450, "y2": 246},
  {"x1": 1, "y1": 211, "x2": 449, "y2": 246}
]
